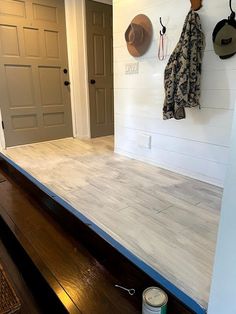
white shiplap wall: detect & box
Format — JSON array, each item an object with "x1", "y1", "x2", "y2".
[{"x1": 113, "y1": 0, "x2": 236, "y2": 187}]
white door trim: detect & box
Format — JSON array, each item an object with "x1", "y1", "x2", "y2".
[{"x1": 65, "y1": 0, "x2": 91, "y2": 139}]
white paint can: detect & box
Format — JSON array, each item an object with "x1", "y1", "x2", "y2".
[{"x1": 142, "y1": 287, "x2": 168, "y2": 314}]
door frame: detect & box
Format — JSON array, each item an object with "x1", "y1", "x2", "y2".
[
  {"x1": 65, "y1": 0, "x2": 113, "y2": 141},
  {"x1": 0, "y1": 0, "x2": 112, "y2": 150},
  {"x1": 64, "y1": 0, "x2": 91, "y2": 140}
]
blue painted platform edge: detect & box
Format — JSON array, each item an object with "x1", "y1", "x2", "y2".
[{"x1": 0, "y1": 152, "x2": 207, "y2": 314}]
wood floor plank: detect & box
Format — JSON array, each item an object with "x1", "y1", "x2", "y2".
[
  {"x1": 0, "y1": 240, "x2": 44, "y2": 314},
  {"x1": 0, "y1": 177, "x2": 140, "y2": 314},
  {"x1": 2, "y1": 136, "x2": 222, "y2": 309}
]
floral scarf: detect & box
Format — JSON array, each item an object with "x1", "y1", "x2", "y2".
[{"x1": 163, "y1": 10, "x2": 205, "y2": 120}]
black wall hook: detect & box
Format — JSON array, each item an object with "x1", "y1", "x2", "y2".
[
  {"x1": 159, "y1": 17, "x2": 166, "y2": 35},
  {"x1": 229, "y1": 0, "x2": 235, "y2": 20}
]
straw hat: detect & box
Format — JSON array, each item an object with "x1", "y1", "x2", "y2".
[{"x1": 125, "y1": 14, "x2": 153, "y2": 57}]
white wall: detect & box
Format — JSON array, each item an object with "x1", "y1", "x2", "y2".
[
  {"x1": 113, "y1": 0, "x2": 236, "y2": 187},
  {"x1": 208, "y1": 102, "x2": 236, "y2": 313}
]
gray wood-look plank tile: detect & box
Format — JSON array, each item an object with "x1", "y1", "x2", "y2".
[{"x1": 2, "y1": 136, "x2": 222, "y2": 309}]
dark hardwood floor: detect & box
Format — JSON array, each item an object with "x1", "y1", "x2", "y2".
[
  {"x1": 0, "y1": 160, "x2": 194, "y2": 314},
  {"x1": 0, "y1": 239, "x2": 43, "y2": 314}
]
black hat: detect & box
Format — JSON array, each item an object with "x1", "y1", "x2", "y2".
[{"x1": 212, "y1": 18, "x2": 236, "y2": 59}]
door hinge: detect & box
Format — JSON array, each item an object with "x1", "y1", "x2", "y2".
[{"x1": 2, "y1": 121, "x2": 4, "y2": 130}]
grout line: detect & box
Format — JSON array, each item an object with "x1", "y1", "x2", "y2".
[{"x1": 156, "y1": 205, "x2": 173, "y2": 215}]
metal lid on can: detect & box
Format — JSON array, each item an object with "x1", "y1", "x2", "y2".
[{"x1": 143, "y1": 287, "x2": 168, "y2": 307}]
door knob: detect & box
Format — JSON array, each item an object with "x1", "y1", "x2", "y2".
[
  {"x1": 64, "y1": 81, "x2": 70, "y2": 86},
  {"x1": 90, "y1": 79, "x2": 96, "y2": 85}
]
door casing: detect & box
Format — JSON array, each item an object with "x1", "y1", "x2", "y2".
[{"x1": 0, "y1": 0, "x2": 113, "y2": 150}]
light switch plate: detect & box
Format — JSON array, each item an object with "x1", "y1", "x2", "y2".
[{"x1": 125, "y1": 62, "x2": 139, "y2": 74}]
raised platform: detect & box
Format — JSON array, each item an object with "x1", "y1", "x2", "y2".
[
  {"x1": 0, "y1": 155, "x2": 193, "y2": 314},
  {"x1": 0, "y1": 137, "x2": 222, "y2": 313}
]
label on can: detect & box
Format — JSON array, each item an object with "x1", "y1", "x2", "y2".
[
  {"x1": 142, "y1": 287, "x2": 168, "y2": 314},
  {"x1": 142, "y1": 304, "x2": 166, "y2": 314}
]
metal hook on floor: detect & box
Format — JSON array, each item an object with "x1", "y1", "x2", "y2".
[{"x1": 115, "y1": 284, "x2": 136, "y2": 295}]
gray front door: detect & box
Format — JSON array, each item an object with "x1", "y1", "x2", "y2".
[
  {"x1": 0, "y1": 0, "x2": 73, "y2": 147},
  {"x1": 86, "y1": 0, "x2": 114, "y2": 138}
]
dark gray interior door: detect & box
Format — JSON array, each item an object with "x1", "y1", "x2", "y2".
[
  {"x1": 0, "y1": 0, "x2": 73, "y2": 147},
  {"x1": 86, "y1": 0, "x2": 114, "y2": 138}
]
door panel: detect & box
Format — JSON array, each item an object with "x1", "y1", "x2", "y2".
[
  {"x1": 0, "y1": 0, "x2": 72, "y2": 147},
  {"x1": 12, "y1": 114, "x2": 37, "y2": 129},
  {"x1": 0, "y1": 0, "x2": 26, "y2": 17},
  {"x1": 43, "y1": 111, "x2": 64, "y2": 127},
  {"x1": 86, "y1": 0, "x2": 114, "y2": 138},
  {"x1": 24, "y1": 27, "x2": 40, "y2": 57},
  {"x1": 5, "y1": 65, "x2": 34, "y2": 108},
  {"x1": 39, "y1": 67, "x2": 62, "y2": 105},
  {"x1": 94, "y1": 34, "x2": 105, "y2": 75},
  {"x1": 33, "y1": 3, "x2": 58, "y2": 23},
  {"x1": 44, "y1": 30, "x2": 59, "y2": 58},
  {"x1": 95, "y1": 88, "x2": 106, "y2": 124}
]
